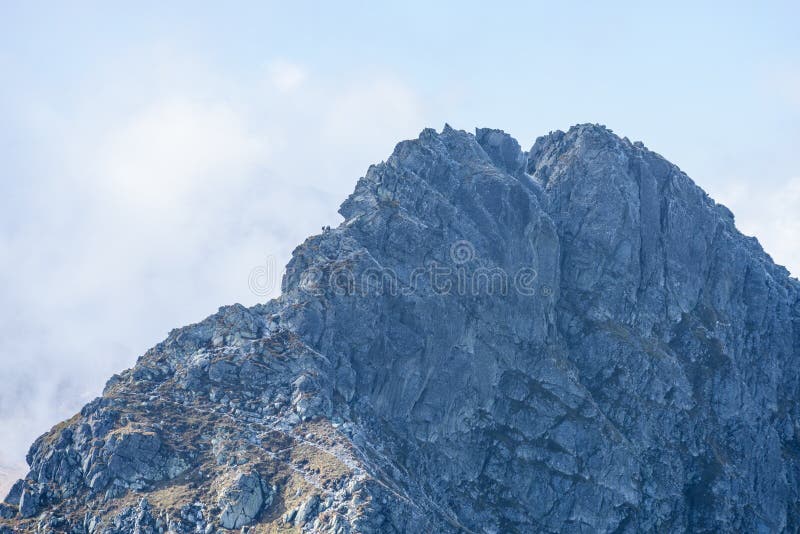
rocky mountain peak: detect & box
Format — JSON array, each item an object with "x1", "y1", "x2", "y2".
[{"x1": 2, "y1": 125, "x2": 799, "y2": 533}]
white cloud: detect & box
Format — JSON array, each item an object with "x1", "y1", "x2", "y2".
[
  {"x1": 267, "y1": 60, "x2": 307, "y2": 93},
  {"x1": 0, "y1": 54, "x2": 430, "y2": 490},
  {"x1": 714, "y1": 176, "x2": 800, "y2": 277},
  {"x1": 97, "y1": 99, "x2": 269, "y2": 210},
  {"x1": 319, "y1": 77, "x2": 426, "y2": 181},
  {"x1": 322, "y1": 77, "x2": 423, "y2": 145}
]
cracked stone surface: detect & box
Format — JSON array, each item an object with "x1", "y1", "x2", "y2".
[
  {"x1": 217, "y1": 471, "x2": 266, "y2": 529},
  {"x1": 2, "y1": 123, "x2": 799, "y2": 533}
]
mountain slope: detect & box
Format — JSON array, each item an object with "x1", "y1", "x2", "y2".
[{"x1": 2, "y1": 124, "x2": 799, "y2": 533}]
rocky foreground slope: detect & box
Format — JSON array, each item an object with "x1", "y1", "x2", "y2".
[{"x1": 2, "y1": 124, "x2": 799, "y2": 533}]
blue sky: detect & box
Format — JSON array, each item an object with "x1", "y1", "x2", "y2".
[{"x1": 0, "y1": 1, "x2": 798, "y2": 491}]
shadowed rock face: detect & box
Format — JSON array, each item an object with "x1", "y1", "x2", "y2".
[{"x1": 2, "y1": 124, "x2": 799, "y2": 533}]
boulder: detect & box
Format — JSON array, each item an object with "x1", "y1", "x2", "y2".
[{"x1": 217, "y1": 471, "x2": 269, "y2": 529}]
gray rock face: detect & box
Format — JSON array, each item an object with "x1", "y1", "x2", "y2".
[
  {"x1": 18, "y1": 485, "x2": 42, "y2": 519},
  {"x1": 0, "y1": 504, "x2": 14, "y2": 520},
  {"x1": 104, "y1": 430, "x2": 185, "y2": 487},
  {"x1": 2, "y1": 123, "x2": 799, "y2": 533},
  {"x1": 295, "y1": 493, "x2": 320, "y2": 525},
  {"x1": 217, "y1": 471, "x2": 267, "y2": 529}
]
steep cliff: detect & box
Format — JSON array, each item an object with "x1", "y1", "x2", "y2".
[{"x1": 3, "y1": 124, "x2": 799, "y2": 533}]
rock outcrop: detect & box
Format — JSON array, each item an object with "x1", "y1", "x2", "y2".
[
  {"x1": 2, "y1": 124, "x2": 799, "y2": 533},
  {"x1": 217, "y1": 471, "x2": 269, "y2": 529}
]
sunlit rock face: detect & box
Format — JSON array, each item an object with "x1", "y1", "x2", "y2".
[{"x1": 2, "y1": 124, "x2": 799, "y2": 533}]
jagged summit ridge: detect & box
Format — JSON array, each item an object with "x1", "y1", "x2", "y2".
[{"x1": 2, "y1": 124, "x2": 799, "y2": 533}]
